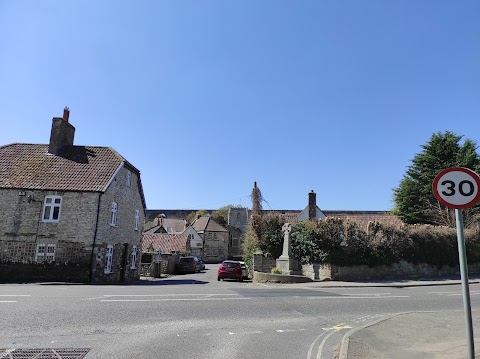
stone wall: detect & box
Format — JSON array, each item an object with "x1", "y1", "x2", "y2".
[
  {"x1": 253, "y1": 253, "x2": 277, "y2": 273},
  {"x1": 0, "y1": 262, "x2": 90, "y2": 283},
  {"x1": 302, "y1": 261, "x2": 480, "y2": 281}
]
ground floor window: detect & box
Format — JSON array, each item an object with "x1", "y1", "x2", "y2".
[
  {"x1": 105, "y1": 245, "x2": 113, "y2": 274},
  {"x1": 36, "y1": 243, "x2": 55, "y2": 263},
  {"x1": 130, "y1": 245, "x2": 138, "y2": 269}
]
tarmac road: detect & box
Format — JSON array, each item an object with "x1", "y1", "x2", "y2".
[{"x1": 1, "y1": 264, "x2": 479, "y2": 359}]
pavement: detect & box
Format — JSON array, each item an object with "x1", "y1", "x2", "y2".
[{"x1": 258, "y1": 276, "x2": 480, "y2": 358}]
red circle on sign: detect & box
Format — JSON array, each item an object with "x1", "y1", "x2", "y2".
[{"x1": 432, "y1": 167, "x2": 480, "y2": 209}]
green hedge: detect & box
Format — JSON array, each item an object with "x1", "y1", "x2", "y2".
[{"x1": 290, "y1": 218, "x2": 480, "y2": 267}]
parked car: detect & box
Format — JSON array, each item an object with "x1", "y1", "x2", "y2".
[
  {"x1": 197, "y1": 258, "x2": 206, "y2": 270},
  {"x1": 218, "y1": 260, "x2": 243, "y2": 281},
  {"x1": 178, "y1": 256, "x2": 202, "y2": 274},
  {"x1": 239, "y1": 261, "x2": 249, "y2": 279}
]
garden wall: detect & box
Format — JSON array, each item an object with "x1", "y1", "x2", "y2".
[
  {"x1": 253, "y1": 253, "x2": 277, "y2": 273},
  {"x1": 302, "y1": 261, "x2": 480, "y2": 281}
]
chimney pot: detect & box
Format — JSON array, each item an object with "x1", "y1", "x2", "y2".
[
  {"x1": 308, "y1": 190, "x2": 317, "y2": 221},
  {"x1": 63, "y1": 107, "x2": 70, "y2": 122}
]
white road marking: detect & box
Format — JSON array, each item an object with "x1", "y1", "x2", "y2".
[
  {"x1": 0, "y1": 301, "x2": 17, "y2": 303},
  {"x1": 446, "y1": 292, "x2": 480, "y2": 296},
  {"x1": 429, "y1": 291, "x2": 480, "y2": 296},
  {"x1": 101, "y1": 297, "x2": 251, "y2": 302},
  {"x1": 307, "y1": 328, "x2": 331, "y2": 359},
  {"x1": 316, "y1": 330, "x2": 339, "y2": 359},
  {"x1": 304, "y1": 295, "x2": 409, "y2": 299},
  {"x1": 276, "y1": 329, "x2": 306, "y2": 333},
  {"x1": 316, "y1": 324, "x2": 351, "y2": 359},
  {"x1": 102, "y1": 293, "x2": 239, "y2": 297},
  {"x1": 342, "y1": 293, "x2": 391, "y2": 296},
  {"x1": 0, "y1": 295, "x2": 30, "y2": 297}
]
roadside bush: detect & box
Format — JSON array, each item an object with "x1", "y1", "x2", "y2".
[
  {"x1": 271, "y1": 267, "x2": 282, "y2": 274},
  {"x1": 290, "y1": 218, "x2": 480, "y2": 268}
]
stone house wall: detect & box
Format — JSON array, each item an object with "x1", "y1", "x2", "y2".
[
  {"x1": 0, "y1": 165, "x2": 145, "y2": 283},
  {"x1": 202, "y1": 231, "x2": 229, "y2": 263},
  {"x1": 91, "y1": 166, "x2": 145, "y2": 283},
  {"x1": 0, "y1": 188, "x2": 98, "y2": 277}
]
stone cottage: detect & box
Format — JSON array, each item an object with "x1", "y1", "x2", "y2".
[
  {"x1": 192, "y1": 216, "x2": 228, "y2": 263},
  {"x1": 0, "y1": 108, "x2": 146, "y2": 283}
]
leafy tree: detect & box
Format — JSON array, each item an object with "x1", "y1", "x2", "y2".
[
  {"x1": 186, "y1": 210, "x2": 208, "y2": 224},
  {"x1": 211, "y1": 205, "x2": 232, "y2": 227},
  {"x1": 251, "y1": 181, "x2": 263, "y2": 216},
  {"x1": 255, "y1": 215, "x2": 284, "y2": 258},
  {"x1": 393, "y1": 131, "x2": 480, "y2": 227}
]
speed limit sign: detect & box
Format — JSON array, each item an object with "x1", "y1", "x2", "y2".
[
  {"x1": 433, "y1": 166, "x2": 480, "y2": 359},
  {"x1": 433, "y1": 167, "x2": 480, "y2": 209}
]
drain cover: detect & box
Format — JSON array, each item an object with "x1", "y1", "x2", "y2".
[{"x1": 0, "y1": 348, "x2": 90, "y2": 359}]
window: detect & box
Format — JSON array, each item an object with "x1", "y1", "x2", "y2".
[
  {"x1": 134, "y1": 210, "x2": 140, "y2": 230},
  {"x1": 111, "y1": 202, "x2": 118, "y2": 226},
  {"x1": 127, "y1": 170, "x2": 131, "y2": 187},
  {"x1": 42, "y1": 196, "x2": 62, "y2": 222},
  {"x1": 105, "y1": 245, "x2": 113, "y2": 274},
  {"x1": 46, "y1": 244, "x2": 55, "y2": 262},
  {"x1": 36, "y1": 244, "x2": 45, "y2": 262},
  {"x1": 130, "y1": 245, "x2": 137, "y2": 269},
  {"x1": 36, "y1": 244, "x2": 55, "y2": 263},
  {"x1": 166, "y1": 227, "x2": 173, "y2": 234}
]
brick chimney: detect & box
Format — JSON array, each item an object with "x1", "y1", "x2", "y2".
[
  {"x1": 308, "y1": 190, "x2": 316, "y2": 220},
  {"x1": 48, "y1": 107, "x2": 75, "y2": 154}
]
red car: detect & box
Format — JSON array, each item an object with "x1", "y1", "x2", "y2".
[{"x1": 217, "y1": 260, "x2": 243, "y2": 281}]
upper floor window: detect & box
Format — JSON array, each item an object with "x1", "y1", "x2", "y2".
[
  {"x1": 105, "y1": 245, "x2": 113, "y2": 274},
  {"x1": 134, "y1": 209, "x2": 140, "y2": 230},
  {"x1": 111, "y1": 202, "x2": 118, "y2": 226},
  {"x1": 42, "y1": 196, "x2": 62, "y2": 222},
  {"x1": 127, "y1": 170, "x2": 132, "y2": 187},
  {"x1": 130, "y1": 245, "x2": 138, "y2": 269}
]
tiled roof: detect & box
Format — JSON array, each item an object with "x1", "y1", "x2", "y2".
[
  {"x1": 323, "y1": 211, "x2": 403, "y2": 230},
  {"x1": 142, "y1": 233, "x2": 188, "y2": 253},
  {"x1": 192, "y1": 217, "x2": 228, "y2": 232},
  {"x1": 145, "y1": 218, "x2": 188, "y2": 234},
  {"x1": 0, "y1": 143, "x2": 129, "y2": 192}
]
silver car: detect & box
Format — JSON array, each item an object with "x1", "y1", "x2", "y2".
[{"x1": 239, "y1": 261, "x2": 249, "y2": 279}]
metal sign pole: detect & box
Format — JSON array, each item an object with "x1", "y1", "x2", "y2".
[{"x1": 455, "y1": 209, "x2": 475, "y2": 359}]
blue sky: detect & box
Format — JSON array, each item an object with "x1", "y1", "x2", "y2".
[{"x1": 1, "y1": 1, "x2": 479, "y2": 211}]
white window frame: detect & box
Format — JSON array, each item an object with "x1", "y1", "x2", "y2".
[
  {"x1": 42, "y1": 195, "x2": 62, "y2": 222},
  {"x1": 46, "y1": 244, "x2": 55, "y2": 262},
  {"x1": 111, "y1": 202, "x2": 118, "y2": 227},
  {"x1": 36, "y1": 244, "x2": 45, "y2": 262},
  {"x1": 105, "y1": 245, "x2": 113, "y2": 274},
  {"x1": 36, "y1": 243, "x2": 55, "y2": 262},
  {"x1": 130, "y1": 245, "x2": 138, "y2": 269},
  {"x1": 127, "y1": 170, "x2": 131, "y2": 187},
  {"x1": 134, "y1": 209, "x2": 140, "y2": 230}
]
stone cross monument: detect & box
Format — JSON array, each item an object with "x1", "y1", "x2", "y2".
[{"x1": 276, "y1": 223, "x2": 301, "y2": 275}]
